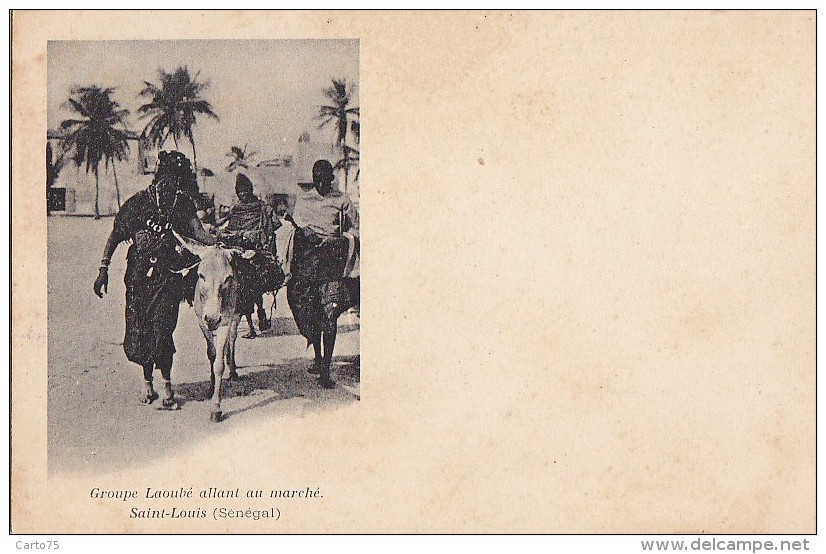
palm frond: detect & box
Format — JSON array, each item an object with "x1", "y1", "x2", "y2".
[
  {"x1": 317, "y1": 79, "x2": 358, "y2": 148},
  {"x1": 59, "y1": 85, "x2": 133, "y2": 181},
  {"x1": 136, "y1": 65, "x2": 218, "y2": 158}
]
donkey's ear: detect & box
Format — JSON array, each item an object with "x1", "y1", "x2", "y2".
[
  {"x1": 228, "y1": 248, "x2": 256, "y2": 260},
  {"x1": 172, "y1": 230, "x2": 210, "y2": 258}
]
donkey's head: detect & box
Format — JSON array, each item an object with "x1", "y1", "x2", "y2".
[{"x1": 174, "y1": 232, "x2": 252, "y2": 332}]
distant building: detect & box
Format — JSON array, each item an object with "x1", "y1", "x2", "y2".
[
  {"x1": 207, "y1": 133, "x2": 359, "y2": 211},
  {"x1": 48, "y1": 130, "x2": 360, "y2": 215},
  {"x1": 47, "y1": 130, "x2": 158, "y2": 216}
]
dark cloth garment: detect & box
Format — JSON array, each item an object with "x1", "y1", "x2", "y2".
[
  {"x1": 292, "y1": 235, "x2": 350, "y2": 282},
  {"x1": 225, "y1": 198, "x2": 276, "y2": 254},
  {"x1": 288, "y1": 278, "x2": 358, "y2": 338},
  {"x1": 112, "y1": 189, "x2": 197, "y2": 366},
  {"x1": 286, "y1": 187, "x2": 360, "y2": 343},
  {"x1": 123, "y1": 260, "x2": 181, "y2": 366},
  {"x1": 113, "y1": 189, "x2": 197, "y2": 270},
  {"x1": 231, "y1": 250, "x2": 285, "y2": 315},
  {"x1": 223, "y1": 197, "x2": 282, "y2": 314},
  {"x1": 246, "y1": 249, "x2": 284, "y2": 293},
  {"x1": 218, "y1": 232, "x2": 284, "y2": 312},
  {"x1": 287, "y1": 233, "x2": 358, "y2": 342}
]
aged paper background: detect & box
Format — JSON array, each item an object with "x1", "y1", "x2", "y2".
[{"x1": 11, "y1": 10, "x2": 815, "y2": 533}]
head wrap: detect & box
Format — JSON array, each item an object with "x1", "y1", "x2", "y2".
[
  {"x1": 153, "y1": 151, "x2": 198, "y2": 195},
  {"x1": 235, "y1": 173, "x2": 253, "y2": 194}
]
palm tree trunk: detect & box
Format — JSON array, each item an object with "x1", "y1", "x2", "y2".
[
  {"x1": 94, "y1": 165, "x2": 100, "y2": 220},
  {"x1": 113, "y1": 164, "x2": 122, "y2": 209},
  {"x1": 342, "y1": 136, "x2": 349, "y2": 195},
  {"x1": 189, "y1": 133, "x2": 198, "y2": 173}
]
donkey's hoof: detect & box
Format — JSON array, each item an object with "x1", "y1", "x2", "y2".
[
  {"x1": 210, "y1": 410, "x2": 223, "y2": 423},
  {"x1": 228, "y1": 371, "x2": 241, "y2": 381}
]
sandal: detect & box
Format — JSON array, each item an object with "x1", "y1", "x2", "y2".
[
  {"x1": 157, "y1": 381, "x2": 180, "y2": 410},
  {"x1": 140, "y1": 391, "x2": 159, "y2": 405},
  {"x1": 158, "y1": 397, "x2": 180, "y2": 411},
  {"x1": 139, "y1": 381, "x2": 158, "y2": 404}
]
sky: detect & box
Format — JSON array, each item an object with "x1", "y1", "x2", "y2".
[{"x1": 47, "y1": 39, "x2": 359, "y2": 178}]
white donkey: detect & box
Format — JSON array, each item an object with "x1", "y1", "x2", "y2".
[{"x1": 175, "y1": 232, "x2": 253, "y2": 422}]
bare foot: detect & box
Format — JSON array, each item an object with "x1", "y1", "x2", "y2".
[
  {"x1": 139, "y1": 391, "x2": 159, "y2": 405},
  {"x1": 140, "y1": 381, "x2": 158, "y2": 404},
  {"x1": 158, "y1": 382, "x2": 180, "y2": 410},
  {"x1": 158, "y1": 397, "x2": 180, "y2": 410}
]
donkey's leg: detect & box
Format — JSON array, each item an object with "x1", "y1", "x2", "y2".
[
  {"x1": 210, "y1": 326, "x2": 230, "y2": 422},
  {"x1": 308, "y1": 331, "x2": 322, "y2": 375},
  {"x1": 242, "y1": 312, "x2": 257, "y2": 339},
  {"x1": 200, "y1": 324, "x2": 217, "y2": 398},
  {"x1": 227, "y1": 316, "x2": 240, "y2": 380}
]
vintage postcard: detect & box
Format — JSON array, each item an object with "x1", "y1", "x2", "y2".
[{"x1": 11, "y1": 10, "x2": 815, "y2": 534}]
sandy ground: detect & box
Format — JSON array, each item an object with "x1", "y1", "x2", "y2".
[{"x1": 47, "y1": 216, "x2": 359, "y2": 475}]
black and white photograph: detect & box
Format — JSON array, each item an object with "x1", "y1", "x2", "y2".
[
  {"x1": 46, "y1": 39, "x2": 360, "y2": 472},
  {"x1": 11, "y1": 10, "x2": 816, "y2": 540}
]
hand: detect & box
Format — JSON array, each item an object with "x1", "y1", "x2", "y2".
[
  {"x1": 302, "y1": 228, "x2": 322, "y2": 246},
  {"x1": 94, "y1": 267, "x2": 109, "y2": 298},
  {"x1": 301, "y1": 226, "x2": 320, "y2": 239},
  {"x1": 241, "y1": 230, "x2": 260, "y2": 243}
]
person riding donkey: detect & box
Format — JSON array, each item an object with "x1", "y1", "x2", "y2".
[
  {"x1": 286, "y1": 159, "x2": 359, "y2": 389},
  {"x1": 221, "y1": 173, "x2": 283, "y2": 338}
]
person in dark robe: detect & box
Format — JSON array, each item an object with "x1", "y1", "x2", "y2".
[
  {"x1": 223, "y1": 173, "x2": 276, "y2": 338},
  {"x1": 287, "y1": 160, "x2": 359, "y2": 389},
  {"x1": 93, "y1": 151, "x2": 216, "y2": 409}
]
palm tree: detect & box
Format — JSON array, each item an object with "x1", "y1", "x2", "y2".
[
  {"x1": 138, "y1": 66, "x2": 218, "y2": 171},
  {"x1": 317, "y1": 78, "x2": 359, "y2": 193},
  {"x1": 106, "y1": 141, "x2": 130, "y2": 209},
  {"x1": 335, "y1": 145, "x2": 360, "y2": 183},
  {"x1": 225, "y1": 144, "x2": 257, "y2": 173},
  {"x1": 345, "y1": 119, "x2": 360, "y2": 181},
  {"x1": 199, "y1": 167, "x2": 215, "y2": 189},
  {"x1": 60, "y1": 85, "x2": 131, "y2": 219}
]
